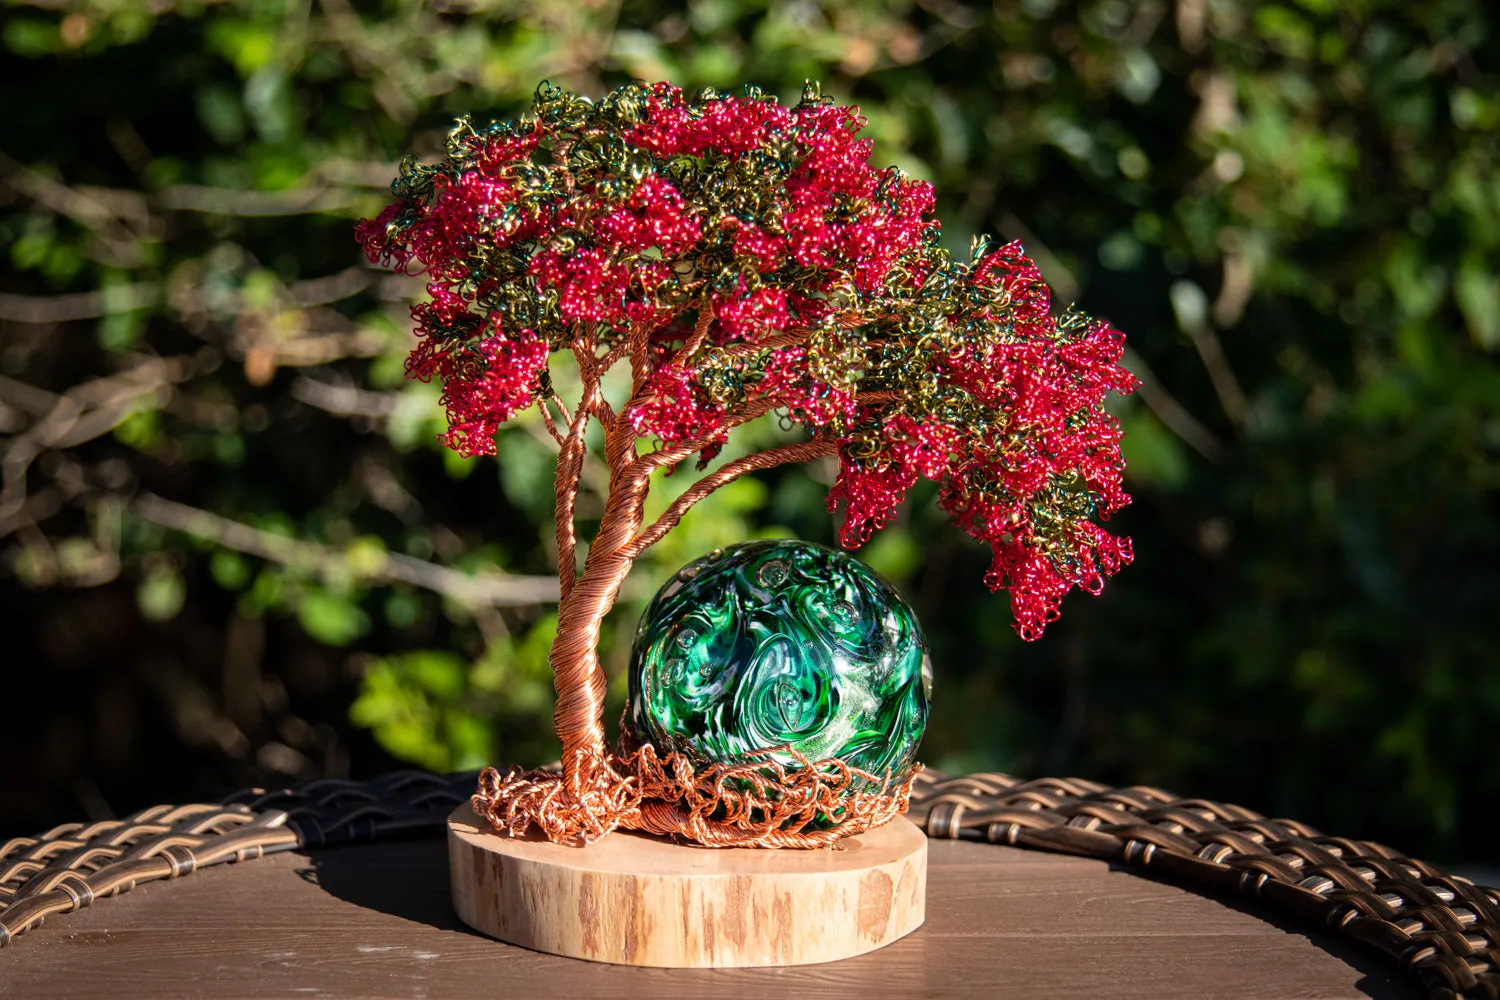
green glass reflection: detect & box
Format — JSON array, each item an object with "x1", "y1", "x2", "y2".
[{"x1": 625, "y1": 540, "x2": 931, "y2": 788}]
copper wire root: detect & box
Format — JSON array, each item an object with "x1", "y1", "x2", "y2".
[{"x1": 472, "y1": 745, "x2": 918, "y2": 848}]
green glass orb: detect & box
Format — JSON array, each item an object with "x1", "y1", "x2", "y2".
[{"x1": 625, "y1": 539, "x2": 931, "y2": 788}]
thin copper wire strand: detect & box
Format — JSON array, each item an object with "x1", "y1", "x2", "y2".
[
  {"x1": 536, "y1": 398, "x2": 565, "y2": 446},
  {"x1": 549, "y1": 389, "x2": 573, "y2": 430}
]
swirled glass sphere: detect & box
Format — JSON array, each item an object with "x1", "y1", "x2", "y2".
[{"x1": 625, "y1": 539, "x2": 931, "y2": 787}]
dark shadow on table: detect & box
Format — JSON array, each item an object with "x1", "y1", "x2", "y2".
[
  {"x1": 1105, "y1": 862, "x2": 1415, "y2": 1000},
  {"x1": 304, "y1": 837, "x2": 479, "y2": 937}
]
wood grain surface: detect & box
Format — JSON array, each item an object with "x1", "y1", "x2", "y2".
[
  {"x1": 0, "y1": 834, "x2": 1413, "y2": 999},
  {"x1": 449, "y1": 803, "x2": 926, "y2": 967}
]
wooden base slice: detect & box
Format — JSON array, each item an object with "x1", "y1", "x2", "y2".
[{"x1": 447, "y1": 802, "x2": 926, "y2": 967}]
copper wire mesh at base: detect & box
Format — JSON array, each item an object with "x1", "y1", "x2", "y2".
[{"x1": 471, "y1": 745, "x2": 917, "y2": 848}]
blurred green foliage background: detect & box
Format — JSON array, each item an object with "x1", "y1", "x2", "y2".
[{"x1": 1, "y1": 0, "x2": 1496, "y2": 862}]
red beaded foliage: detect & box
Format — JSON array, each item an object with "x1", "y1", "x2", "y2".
[
  {"x1": 827, "y1": 243, "x2": 1137, "y2": 639},
  {"x1": 357, "y1": 81, "x2": 1138, "y2": 639}
]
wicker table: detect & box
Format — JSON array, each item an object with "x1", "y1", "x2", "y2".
[
  {"x1": 2, "y1": 771, "x2": 1494, "y2": 998},
  {"x1": 0, "y1": 832, "x2": 1412, "y2": 999}
]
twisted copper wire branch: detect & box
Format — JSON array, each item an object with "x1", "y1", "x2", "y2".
[
  {"x1": 623, "y1": 437, "x2": 838, "y2": 558},
  {"x1": 548, "y1": 471, "x2": 649, "y2": 787},
  {"x1": 552, "y1": 340, "x2": 600, "y2": 603},
  {"x1": 536, "y1": 398, "x2": 565, "y2": 446},
  {"x1": 718, "y1": 329, "x2": 810, "y2": 360},
  {"x1": 665, "y1": 303, "x2": 716, "y2": 370}
]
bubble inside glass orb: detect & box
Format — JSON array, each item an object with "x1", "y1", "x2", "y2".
[{"x1": 625, "y1": 540, "x2": 932, "y2": 788}]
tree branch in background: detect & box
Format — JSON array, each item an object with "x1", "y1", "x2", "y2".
[
  {"x1": 288, "y1": 373, "x2": 615, "y2": 507},
  {"x1": 0, "y1": 356, "x2": 197, "y2": 532},
  {"x1": 289, "y1": 374, "x2": 401, "y2": 419},
  {"x1": 317, "y1": 0, "x2": 418, "y2": 123},
  {"x1": 0, "y1": 150, "x2": 150, "y2": 267},
  {"x1": 155, "y1": 184, "x2": 352, "y2": 216},
  {"x1": 1212, "y1": 240, "x2": 1255, "y2": 328},
  {"x1": 0, "y1": 284, "x2": 159, "y2": 324},
  {"x1": 999, "y1": 212, "x2": 1081, "y2": 303},
  {"x1": 132, "y1": 492, "x2": 559, "y2": 608},
  {"x1": 0, "y1": 359, "x2": 564, "y2": 606},
  {"x1": 288, "y1": 267, "x2": 373, "y2": 307},
  {"x1": 0, "y1": 267, "x2": 367, "y2": 325},
  {"x1": 1185, "y1": 322, "x2": 1249, "y2": 430},
  {"x1": 1121, "y1": 346, "x2": 1227, "y2": 463}
]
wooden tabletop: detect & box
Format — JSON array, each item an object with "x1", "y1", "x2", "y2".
[{"x1": 0, "y1": 835, "x2": 1412, "y2": 999}]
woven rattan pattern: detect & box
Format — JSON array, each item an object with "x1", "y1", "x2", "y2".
[
  {"x1": 0, "y1": 772, "x2": 474, "y2": 947},
  {"x1": 1, "y1": 768, "x2": 1495, "y2": 999},
  {"x1": 908, "y1": 771, "x2": 1499, "y2": 1000}
]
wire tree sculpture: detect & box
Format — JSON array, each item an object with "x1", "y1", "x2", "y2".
[{"x1": 358, "y1": 81, "x2": 1138, "y2": 847}]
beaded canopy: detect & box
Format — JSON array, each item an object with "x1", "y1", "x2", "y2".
[{"x1": 357, "y1": 80, "x2": 1137, "y2": 846}]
